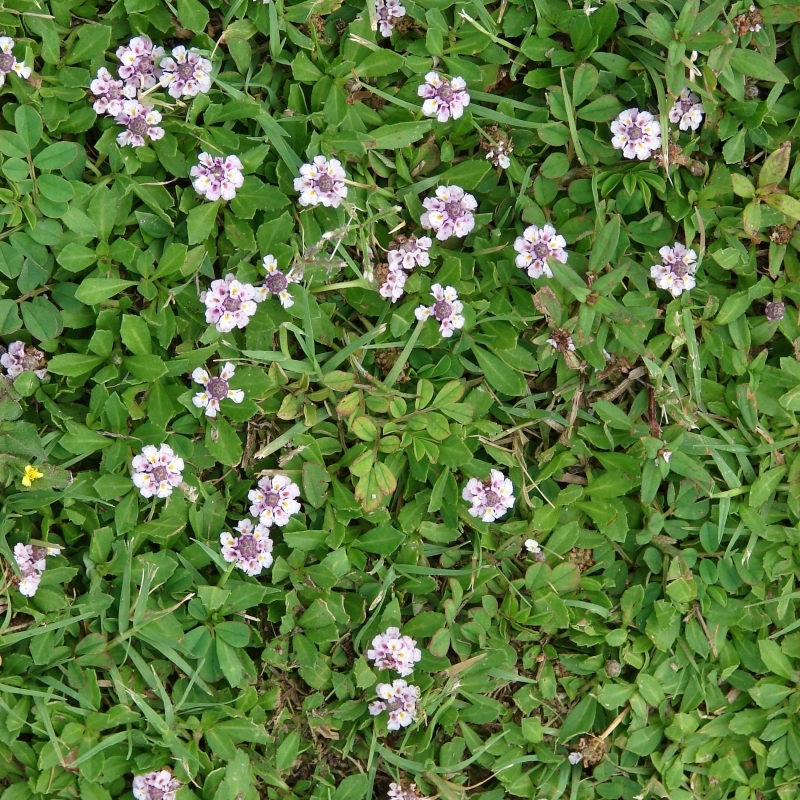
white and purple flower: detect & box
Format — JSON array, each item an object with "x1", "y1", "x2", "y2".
[
  {"x1": 418, "y1": 72, "x2": 470, "y2": 123},
  {"x1": 610, "y1": 108, "x2": 662, "y2": 160},
  {"x1": 650, "y1": 242, "x2": 698, "y2": 297},
  {"x1": 132, "y1": 769, "x2": 181, "y2": 800},
  {"x1": 462, "y1": 469, "x2": 514, "y2": 523},
  {"x1": 191, "y1": 153, "x2": 244, "y2": 202},
  {"x1": 525, "y1": 538, "x2": 542, "y2": 555},
  {"x1": 513, "y1": 224, "x2": 568, "y2": 279},
  {"x1": 131, "y1": 444, "x2": 184, "y2": 499},
  {"x1": 248, "y1": 474, "x2": 302, "y2": 527},
  {"x1": 89, "y1": 67, "x2": 137, "y2": 116},
  {"x1": 668, "y1": 87, "x2": 705, "y2": 132},
  {"x1": 192, "y1": 362, "x2": 244, "y2": 417},
  {"x1": 116, "y1": 36, "x2": 164, "y2": 91},
  {"x1": 379, "y1": 266, "x2": 407, "y2": 303},
  {"x1": 200, "y1": 274, "x2": 262, "y2": 333},
  {"x1": 220, "y1": 519, "x2": 274, "y2": 577},
  {"x1": 387, "y1": 235, "x2": 432, "y2": 271},
  {"x1": 376, "y1": 0, "x2": 406, "y2": 37},
  {"x1": 367, "y1": 627, "x2": 422, "y2": 677},
  {"x1": 415, "y1": 284, "x2": 465, "y2": 338},
  {"x1": 257, "y1": 255, "x2": 302, "y2": 309},
  {"x1": 388, "y1": 785, "x2": 429, "y2": 800},
  {"x1": 369, "y1": 679, "x2": 420, "y2": 731},
  {"x1": 1, "y1": 341, "x2": 47, "y2": 379},
  {"x1": 294, "y1": 156, "x2": 348, "y2": 208},
  {"x1": 13, "y1": 542, "x2": 60, "y2": 598},
  {"x1": 115, "y1": 100, "x2": 164, "y2": 148},
  {"x1": 159, "y1": 46, "x2": 212, "y2": 99},
  {"x1": 0, "y1": 37, "x2": 31, "y2": 86},
  {"x1": 420, "y1": 185, "x2": 476, "y2": 241}
]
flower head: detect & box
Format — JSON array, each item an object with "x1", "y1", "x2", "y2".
[
  {"x1": 376, "y1": 0, "x2": 406, "y2": 37},
  {"x1": 420, "y1": 185, "x2": 476, "y2": 240},
  {"x1": 0, "y1": 37, "x2": 31, "y2": 86},
  {"x1": 387, "y1": 235, "x2": 432, "y2": 271},
  {"x1": 132, "y1": 769, "x2": 181, "y2": 800},
  {"x1": 220, "y1": 519, "x2": 274, "y2": 576},
  {"x1": 668, "y1": 87, "x2": 705, "y2": 132},
  {"x1": 13, "y1": 542, "x2": 60, "y2": 597},
  {"x1": 367, "y1": 627, "x2": 422, "y2": 677},
  {"x1": 131, "y1": 444, "x2": 184, "y2": 499},
  {"x1": 1, "y1": 341, "x2": 47, "y2": 379},
  {"x1": 248, "y1": 474, "x2": 302, "y2": 527},
  {"x1": 89, "y1": 67, "x2": 137, "y2": 116},
  {"x1": 200, "y1": 274, "x2": 262, "y2": 332},
  {"x1": 159, "y1": 46, "x2": 212, "y2": 98},
  {"x1": 610, "y1": 108, "x2": 661, "y2": 160},
  {"x1": 486, "y1": 140, "x2": 513, "y2": 169},
  {"x1": 514, "y1": 224, "x2": 567, "y2": 279},
  {"x1": 369, "y1": 679, "x2": 420, "y2": 731},
  {"x1": 462, "y1": 469, "x2": 514, "y2": 523},
  {"x1": 525, "y1": 538, "x2": 541, "y2": 554},
  {"x1": 191, "y1": 153, "x2": 244, "y2": 202},
  {"x1": 388, "y1": 784, "x2": 429, "y2": 800},
  {"x1": 765, "y1": 300, "x2": 786, "y2": 321},
  {"x1": 22, "y1": 465, "x2": 43, "y2": 487},
  {"x1": 257, "y1": 255, "x2": 302, "y2": 308},
  {"x1": 294, "y1": 156, "x2": 348, "y2": 208},
  {"x1": 418, "y1": 72, "x2": 470, "y2": 123},
  {"x1": 415, "y1": 284, "x2": 465, "y2": 338},
  {"x1": 650, "y1": 242, "x2": 698, "y2": 297},
  {"x1": 192, "y1": 362, "x2": 244, "y2": 417},
  {"x1": 546, "y1": 329, "x2": 575, "y2": 352},
  {"x1": 115, "y1": 100, "x2": 164, "y2": 148},
  {"x1": 568, "y1": 751, "x2": 583, "y2": 766},
  {"x1": 378, "y1": 264, "x2": 408, "y2": 303},
  {"x1": 116, "y1": 36, "x2": 164, "y2": 90}
]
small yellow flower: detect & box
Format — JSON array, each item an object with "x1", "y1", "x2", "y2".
[{"x1": 22, "y1": 465, "x2": 44, "y2": 487}]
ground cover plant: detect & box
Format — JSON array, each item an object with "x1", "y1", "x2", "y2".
[{"x1": 2, "y1": 0, "x2": 800, "y2": 797}]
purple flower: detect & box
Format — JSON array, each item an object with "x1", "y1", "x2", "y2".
[
  {"x1": 387, "y1": 235, "x2": 432, "y2": 271},
  {"x1": 568, "y1": 752, "x2": 583, "y2": 766},
  {"x1": 13, "y1": 543, "x2": 60, "y2": 598},
  {"x1": 379, "y1": 266, "x2": 407, "y2": 303},
  {"x1": 131, "y1": 444, "x2": 184, "y2": 499},
  {"x1": 132, "y1": 769, "x2": 181, "y2": 800},
  {"x1": 0, "y1": 37, "x2": 31, "y2": 86},
  {"x1": 462, "y1": 469, "x2": 514, "y2": 523},
  {"x1": 420, "y1": 185, "x2": 476, "y2": 240},
  {"x1": 367, "y1": 627, "x2": 422, "y2": 677},
  {"x1": 115, "y1": 100, "x2": 164, "y2": 148},
  {"x1": 192, "y1": 362, "x2": 244, "y2": 417},
  {"x1": 191, "y1": 153, "x2": 244, "y2": 202},
  {"x1": 116, "y1": 36, "x2": 164, "y2": 91},
  {"x1": 513, "y1": 224, "x2": 568, "y2": 279},
  {"x1": 418, "y1": 72, "x2": 470, "y2": 122},
  {"x1": 248, "y1": 474, "x2": 302, "y2": 527},
  {"x1": 159, "y1": 46, "x2": 212, "y2": 99},
  {"x1": 1, "y1": 341, "x2": 47, "y2": 379},
  {"x1": 610, "y1": 108, "x2": 661, "y2": 160},
  {"x1": 89, "y1": 67, "x2": 137, "y2": 116},
  {"x1": 486, "y1": 142, "x2": 512, "y2": 169},
  {"x1": 650, "y1": 242, "x2": 698, "y2": 297},
  {"x1": 668, "y1": 87, "x2": 705, "y2": 132},
  {"x1": 220, "y1": 519, "x2": 274, "y2": 577},
  {"x1": 256, "y1": 254, "x2": 302, "y2": 308},
  {"x1": 294, "y1": 156, "x2": 348, "y2": 208},
  {"x1": 546, "y1": 331, "x2": 575, "y2": 352},
  {"x1": 415, "y1": 284, "x2": 465, "y2": 338},
  {"x1": 376, "y1": 0, "x2": 406, "y2": 37},
  {"x1": 388, "y1": 785, "x2": 429, "y2": 800},
  {"x1": 200, "y1": 274, "x2": 262, "y2": 332},
  {"x1": 369, "y1": 679, "x2": 420, "y2": 731}
]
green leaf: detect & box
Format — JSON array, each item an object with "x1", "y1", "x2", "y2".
[
  {"x1": 749, "y1": 466, "x2": 787, "y2": 507},
  {"x1": 763, "y1": 193, "x2": 800, "y2": 221},
  {"x1": 366, "y1": 121, "x2": 434, "y2": 150},
  {"x1": 177, "y1": 0, "x2": 210, "y2": 32},
  {"x1": 122, "y1": 355, "x2": 167, "y2": 382},
  {"x1": 0, "y1": 131, "x2": 29, "y2": 158},
  {"x1": 14, "y1": 106, "x2": 42, "y2": 151},
  {"x1": 576, "y1": 94, "x2": 623, "y2": 122},
  {"x1": 48, "y1": 353, "x2": 104, "y2": 377},
  {"x1": 302, "y1": 461, "x2": 330, "y2": 508},
  {"x1": 187, "y1": 201, "x2": 220, "y2": 245},
  {"x1": 64, "y1": 25, "x2": 113, "y2": 65},
  {"x1": 74, "y1": 278, "x2": 137, "y2": 305},
  {"x1": 205, "y1": 417, "x2": 243, "y2": 466},
  {"x1": 332, "y1": 774, "x2": 369, "y2": 800},
  {"x1": 120, "y1": 315, "x2": 152, "y2": 356},
  {"x1": 758, "y1": 640, "x2": 794, "y2": 680},
  {"x1": 33, "y1": 141, "x2": 81, "y2": 170},
  {"x1": 275, "y1": 730, "x2": 301, "y2": 772},
  {"x1": 558, "y1": 695, "x2": 597, "y2": 742},
  {"x1": 471, "y1": 346, "x2": 527, "y2": 397},
  {"x1": 729, "y1": 48, "x2": 788, "y2": 84},
  {"x1": 355, "y1": 50, "x2": 404, "y2": 78},
  {"x1": 758, "y1": 141, "x2": 791, "y2": 188},
  {"x1": 20, "y1": 298, "x2": 63, "y2": 341},
  {"x1": 353, "y1": 525, "x2": 405, "y2": 555},
  {"x1": 588, "y1": 213, "x2": 621, "y2": 272}
]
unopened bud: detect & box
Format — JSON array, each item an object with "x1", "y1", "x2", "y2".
[{"x1": 765, "y1": 301, "x2": 785, "y2": 321}]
